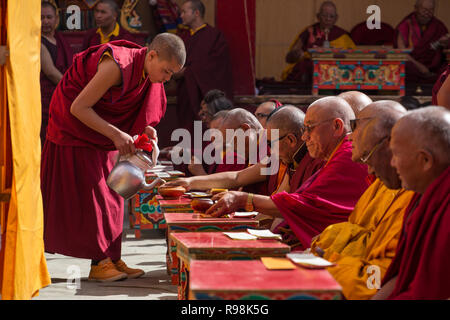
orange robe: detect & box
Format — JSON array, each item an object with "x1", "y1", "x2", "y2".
[{"x1": 312, "y1": 179, "x2": 414, "y2": 299}]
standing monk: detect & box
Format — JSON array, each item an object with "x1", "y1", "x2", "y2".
[
  {"x1": 373, "y1": 106, "x2": 450, "y2": 300},
  {"x1": 40, "y1": 1, "x2": 73, "y2": 146},
  {"x1": 282, "y1": 1, "x2": 355, "y2": 83},
  {"x1": 395, "y1": 0, "x2": 449, "y2": 89},
  {"x1": 41, "y1": 34, "x2": 186, "y2": 282},
  {"x1": 175, "y1": 0, "x2": 233, "y2": 135},
  {"x1": 206, "y1": 97, "x2": 369, "y2": 250},
  {"x1": 82, "y1": 0, "x2": 136, "y2": 51}
]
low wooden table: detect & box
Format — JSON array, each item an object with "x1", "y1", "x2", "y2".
[
  {"x1": 158, "y1": 196, "x2": 193, "y2": 214},
  {"x1": 171, "y1": 232, "x2": 290, "y2": 300},
  {"x1": 310, "y1": 47, "x2": 411, "y2": 96},
  {"x1": 164, "y1": 212, "x2": 260, "y2": 285},
  {"x1": 189, "y1": 260, "x2": 342, "y2": 300}
]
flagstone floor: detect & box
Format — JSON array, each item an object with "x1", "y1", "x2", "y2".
[{"x1": 34, "y1": 210, "x2": 177, "y2": 300}]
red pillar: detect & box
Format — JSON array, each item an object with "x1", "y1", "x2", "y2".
[{"x1": 215, "y1": 0, "x2": 256, "y2": 96}]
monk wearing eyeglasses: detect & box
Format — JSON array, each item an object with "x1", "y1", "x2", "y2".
[
  {"x1": 205, "y1": 97, "x2": 370, "y2": 251},
  {"x1": 311, "y1": 101, "x2": 414, "y2": 300}
]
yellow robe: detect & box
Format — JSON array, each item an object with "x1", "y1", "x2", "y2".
[{"x1": 311, "y1": 179, "x2": 414, "y2": 300}]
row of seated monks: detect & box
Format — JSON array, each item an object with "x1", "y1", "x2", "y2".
[
  {"x1": 161, "y1": 83, "x2": 450, "y2": 299},
  {"x1": 282, "y1": 0, "x2": 449, "y2": 92}
]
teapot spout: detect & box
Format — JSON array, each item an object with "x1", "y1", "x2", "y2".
[{"x1": 142, "y1": 177, "x2": 165, "y2": 191}]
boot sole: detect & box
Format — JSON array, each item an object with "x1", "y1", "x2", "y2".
[
  {"x1": 87, "y1": 273, "x2": 128, "y2": 282},
  {"x1": 125, "y1": 271, "x2": 145, "y2": 279}
]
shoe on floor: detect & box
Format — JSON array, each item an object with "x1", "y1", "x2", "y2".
[
  {"x1": 114, "y1": 259, "x2": 145, "y2": 279},
  {"x1": 88, "y1": 258, "x2": 127, "y2": 282}
]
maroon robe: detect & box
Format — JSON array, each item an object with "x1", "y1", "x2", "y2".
[
  {"x1": 81, "y1": 25, "x2": 137, "y2": 51},
  {"x1": 40, "y1": 32, "x2": 73, "y2": 145},
  {"x1": 395, "y1": 13, "x2": 448, "y2": 84},
  {"x1": 176, "y1": 24, "x2": 233, "y2": 135},
  {"x1": 350, "y1": 21, "x2": 395, "y2": 46},
  {"x1": 432, "y1": 64, "x2": 450, "y2": 105},
  {"x1": 285, "y1": 23, "x2": 350, "y2": 83},
  {"x1": 271, "y1": 138, "x2": 369, "y2": 249},
  {"x1": 42, "y1": 40, "x2": 167, "y2": 261},
  {"x1": 381, "y1": 166, "x2": 450, "y2": 300}
]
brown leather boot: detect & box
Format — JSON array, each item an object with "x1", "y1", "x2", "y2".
[{"x1": 88, "y1": 258, "x2": 127, "y2": 282}]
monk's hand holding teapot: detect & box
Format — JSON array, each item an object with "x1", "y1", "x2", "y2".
[
  {"x1": 112, "y1": 130, "x2": 136, "y2": 156},
  {"x1": 206, "y1": 191, "x2": 247, "y2": 217}
]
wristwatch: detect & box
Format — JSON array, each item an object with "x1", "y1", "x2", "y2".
[{"x1": 245, "y1": 193, "x2": 254, "y2": 212}]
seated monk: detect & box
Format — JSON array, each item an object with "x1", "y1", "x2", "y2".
[
  {"x1": 282, "y1": 1, "x2": 355, "y2": 83},
  {"x1": 163, "y1": 106, "x2": 323, "y2": 203},
  {"x1": 254, "y1": 99, "x2": 283, "y2": 128},
  {"x1": 205, "y1": 97, "x2": 370, "y2": 250},
  {"x1": 311, "y1": 101, "x2": 414, "y2": 300},
  {"x1": 373, "y1": 106, "x2": 450, "y2": 300},
  {"x1": 82, "y1": 0, "x2": 136, "y2": 51},
  {"x1": 395, "y1": 0, "x2": 449, "y2": 89},
  {"x1": 338, "y1": 91, "x2": 373, "y2": 116},
  {"x1": 350, "y1": 21, "x2": 395, "y2": 46}
]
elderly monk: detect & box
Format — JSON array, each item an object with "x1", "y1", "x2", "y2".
[
  {"x1": 254, "y1": 99, "x2": 283, "y2": 128},
  {"x1": 282, "y1": 1, "x2": 355, "y2": 83},
  {"x1": 311, "y1": 101, "x2": 415, "y2": 300},
  {"x1": 82, "y1": 0, "x2": 135, "y2": 51},
  {"x1": 206, "y1": 97, "x2": 369, "y2": 250},
  {"x1": 164, "y1": 106, "x2": 323, "y2": 197},
  {"x1": 338, "y1": 91, "x2": 373, "y2": 116},
  {"x1": 42, "y1": 34, "x2": 185, "y2": 282},
  {"x1": 373, "y1": 106, "x2": 450, "y2": 300},
  {"x1": 395, "y1": 0, "x2": 449, "y2": 87}
]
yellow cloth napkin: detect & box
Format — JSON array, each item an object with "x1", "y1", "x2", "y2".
[{"x1": 261, "y1": 257, "x2": 297, "y2": 270}]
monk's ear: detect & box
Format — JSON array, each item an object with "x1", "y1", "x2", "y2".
[
  {"x1": 241, "y1": 123, "x2": 251, "y2": 131},
  {"x1": 418, "y1": 149, "x2": 434, "y2": 172},
  {"x1": 333, "y1": 118, "x2": 345, "y2": 136}
]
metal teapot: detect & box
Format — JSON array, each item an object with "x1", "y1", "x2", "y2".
[{"x1": 107, "y1": 142, "x2": 164, "y2": 200}]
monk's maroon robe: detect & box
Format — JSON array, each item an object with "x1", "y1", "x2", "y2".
[
  {"x1": 81, "y1": 26, "x2": 137, "y2": 51},
  {"x1": 395, "y1": 13, "x2": 448, "y2": 84},
  {"x1": 271, "y1": 138, "x2": 369, "y2": 249},
  {"x1": 432, "y1": 64, "x2": 450, "y2": 105},
  {"x1": 382, "y1": 166, "x2": 450, "y2": 300},
  {"x1": 40, "y1": 32, "x2": 73, "y2": 145},
  {"x1": 176, "y1": 24, "x2": 233, "y2": 135},
  {"x1": 41, "y1": 40, "x2": 167, "y2": 261}
]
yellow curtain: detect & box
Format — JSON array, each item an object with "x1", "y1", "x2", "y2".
[{"x1": 0, "y1": 0, "x2": 51, "y2": 300}]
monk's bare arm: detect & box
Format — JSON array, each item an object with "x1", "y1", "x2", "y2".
[
  {"x1": 437, "y1": 75, "x2": 450, "y2": 110},
  {"x1": 371, "y1": 276, "x2": 397, "y2": 300},
  {"x1": 41, "y1": 44, "x2": 63, "y2": 85},
  {"x1": 398, "y1": 33, "x2": 432, "y2": 75},
  {"x1": 70, "y1": 56, "x2": 135, "y2": 155},
  {"x1": 164, "y1": 162, "x2": 267, "y2": 190},
  {"x1": 285, "y1": 38, "x2": 304, "y2": 64},
  {"x1": 252, "y1": 194, "x2": 282, "y2": 217}
]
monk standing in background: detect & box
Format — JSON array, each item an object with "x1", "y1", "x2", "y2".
[
  {"x1": 282, "y1": 1, "x2": 355, "y2": 83},
  {"x1": 311, "y1": 101, "x2": 414, "y2": 300},
  {"x1": 395, "y1": 0, "x2": 449, "y2": 91},
  {"x1": 82, "y1": 0, "x2": 136, "y2": 51},
  {"x1": 41, "y1": 34, "x2": 185, "y2": 282},
  {"x1": 206, "y1": 97, "x2": 369, "y2": 250},
  {"x1": 374, "y1": 106, "x2": 450, "y2": 300},
  {"x1": 174, "y1": 0, "x2": 233, "y2": 135},
  {"x1": 40, "y1": 1, "x2": 72, "y2": 146}
]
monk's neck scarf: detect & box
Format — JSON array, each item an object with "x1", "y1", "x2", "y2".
[
  {"x1": 190, "y1": 23, "x2": 207, "y2": 36},
  {"x1": 97, "y1": 23, "x2": 120, "y2": 44}
]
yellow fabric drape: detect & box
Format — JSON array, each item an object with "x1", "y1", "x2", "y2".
[
  {"x1": 0, "y1": 0, "x2": 51, "y2": 300},
  {"x1": 311, "y1": 179, "x2": 414, "y2": 300}
]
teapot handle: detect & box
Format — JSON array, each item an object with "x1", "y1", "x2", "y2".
[{"x1": 142, "y1": 177, "x2": 165, "y2": 191}]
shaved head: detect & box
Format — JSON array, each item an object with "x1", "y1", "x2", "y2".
[
  {"x1": 255, "y1": 101, "x2": 279, "y2": 128},
  {"x1": 390, "y1": 106, "x2": 450, "y2": 193},
  {"x1": 338, "y1": 91, "x2": 373, "y2": 116},
  {"x1": 350, "y1": 100, "x2": 407, "y2": 188},
  {"x1": 148, "y1": 33, "x2": 186, "y2": 66},
  {"x1": 267, "y1": 106, "x2": 305, "y2": 137},
  {"x1": 307, "y1": 96, "x2": 355, "y2": 132},
  {"x1": 222, "y1": 108, "x2": 262, "y2": 130}
]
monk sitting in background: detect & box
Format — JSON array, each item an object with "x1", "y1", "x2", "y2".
[
  {"x1": 338, "y1": 91, "x2": 373, "y2": 116},
  {"x1": 311, "y1": 101, "x2": 414, "y2": 300},
  {"x1": 373, "y1": 106, "x2": 450, "y2": 300},
  {"x1": 282, "y1": 1, "x2": 355, "y2": 83},
  {"x1": 254, "y1": 99, "x2": 283, "y2": 128},
  {"x1": 395, "y1": 0, "x2": 449, "y2": 89},
  {"x1": 205, "y1": 97, "x2": 369, "y2": 250}
]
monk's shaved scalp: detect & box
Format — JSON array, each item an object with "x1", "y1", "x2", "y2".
[
  {"x1": 148, "y1": 33, "x2": 186, "y2": 67},
  {"x1": 222, "y1": 108, "x2": 262, "y2": 130},
  {"x1": 319, "y1": 0, "x2": 337, "y2": 13},
  {"x1": 308, "y1": 96, "x2": 355, "y2": 132},
  {"x1": 359, "y1": 100, "x2": 407, "y2": 140},
  {"x1": 338, "y1": 91, "x2": 373, "y2": 116},
  {"x1": 395, "y1": 106, "x2": 450, "y2": 164},
  {"x1": 415, "y1": 0, "x2": 435, "y2": 8},
  {"x1": 266, "y1": 106, "x2": 305, "y2": 136},
  {"x1": 97, "y1": 0, "x2": 120, "y2": 14}
]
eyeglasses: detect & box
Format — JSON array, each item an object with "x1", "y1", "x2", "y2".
[
  {"x1": 350, "y1": 117, "x2": 374, "y2": 132},
  {"x1": 303, "y1": 118, "x2": 334, "y2": 134},
  {"x1": 359, "y1": 136, "x2": 389, "y2": 163},
  {"x1": 255, "y1": 112, "x2": 270, "y2": 119},
  {"x1": 267, "y1": 133, "x2": 290, "y2": 145}
]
